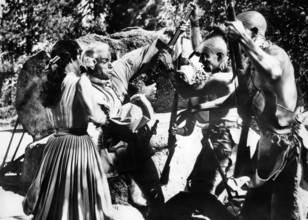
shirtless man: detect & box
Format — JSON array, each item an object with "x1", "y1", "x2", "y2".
[
  {"x1": 159, "y1": 28, "x2": 241, "y2": 219},
  {"x1": 226, "y1": 11, "x2": 307, "y2": 220}
]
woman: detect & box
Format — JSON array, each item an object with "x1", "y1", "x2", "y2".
[{"x1": 22, "y1": 40, "x2": 114, "y2": 220}]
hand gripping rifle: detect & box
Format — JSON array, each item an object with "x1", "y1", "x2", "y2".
[
  {"x1": 226, "y1": 0, "x2": 253, "y2": 178},
  {"x1": 143, "y1": 0, "x2": 198, "y2": 85},
  {"x1": 160, "y1": 0, "x2": 198, "y2": 53}
]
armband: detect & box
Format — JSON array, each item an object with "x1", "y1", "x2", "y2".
[
  {"x1": 183, "y1": 127, "x2": 188, "y2": 136},
  {"x1": 191, "y1": 19, "x2": 200, "y2": 28}
]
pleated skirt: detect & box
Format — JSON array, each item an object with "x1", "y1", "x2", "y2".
[{"x1": 22, "y1": 133, "x2": 114, "y2": 220}]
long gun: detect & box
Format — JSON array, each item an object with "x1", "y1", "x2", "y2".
[
  {"x1": 226, "y1": 0, "x2": 252, "y2": 178},
  {"x1": 159, "y1": 1, "x2": 198, "y2": 185}
]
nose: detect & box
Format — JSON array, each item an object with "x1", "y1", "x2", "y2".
[{"x1": 100, "y1": 62, "x2": 113, "y2": 72}]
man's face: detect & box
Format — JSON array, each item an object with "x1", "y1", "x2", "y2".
[
  {"x1": 93, "y1": 45, "x2": 113, "y2": 80},
  {"x1": 198, "y1": 48, "x2": 221, "y2": 73}
]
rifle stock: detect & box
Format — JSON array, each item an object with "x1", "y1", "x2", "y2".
[
  {"x1": 226, "y1": 0, "x2": 252, "y2": 178},
  {"x1": 160, "y1": 92, "x2": 179, "y2": 185}
]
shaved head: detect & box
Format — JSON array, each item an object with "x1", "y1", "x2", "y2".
[{"x1": 237, "y1": 11, "x2": 267, "y2": 36}]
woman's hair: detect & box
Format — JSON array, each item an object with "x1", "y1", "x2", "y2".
[{"x1": 41, "y1": 40, "x2": 81, "y2": 107}]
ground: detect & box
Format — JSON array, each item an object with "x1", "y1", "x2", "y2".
[
  {"x1": 0, "y1": 126, "x2": 33, "y2": 220},
  {"x1": 0, "y1": 113, "x2": 202, "y2": 220},
  {"x1": 1, "y1": 114, "x2": 308, "y2": 220}
]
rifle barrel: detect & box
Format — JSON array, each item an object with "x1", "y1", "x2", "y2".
[{"x1": 226, "y1": 0, "x2": 252, "y2": 178}]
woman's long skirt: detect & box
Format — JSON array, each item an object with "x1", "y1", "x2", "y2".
[{"x1": 22, "y1": 133, "x2": 114, "y2": 220}]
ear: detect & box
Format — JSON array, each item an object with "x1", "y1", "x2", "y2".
[{"x1": 251, "y1": 27, "x2": 258, "y2": 39}]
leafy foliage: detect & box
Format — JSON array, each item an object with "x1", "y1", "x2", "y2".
[
  {"x1": 104, "y1": 0, "x2": 176, "y2": 32},
  {"x1": 170, "y1": 0, "x2": 308, "y2": 108},
  {"x1": 0, "y1": 0, "x2": 308, "y2": 111}
]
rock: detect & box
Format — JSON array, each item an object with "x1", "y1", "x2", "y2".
[
  {"x1": 78, "y1": 28, "x2": 165, "y2": 57},
  {"x1": 108, "y1": 175, "x2": 130, "y2": 205},
  {"x1": 15, "y1": 50, "x2": 54, "y2": 140}
]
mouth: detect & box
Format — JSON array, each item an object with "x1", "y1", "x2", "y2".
[
  {"x1": 202, "y1": 64, "x2": 211, "y2": 72},
  {"x1": 104, "y1": 68, "x2": 113, "y2": 77}
]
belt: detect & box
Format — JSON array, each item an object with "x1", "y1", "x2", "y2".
[
  {"x1": 212, "y1": 120, "x2": 240, "y2": 129},
  {"x1": 55, "y1": 128, "x2": 87, "y2": 136}
]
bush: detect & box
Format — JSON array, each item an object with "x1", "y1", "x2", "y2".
[{"x1": 0, "y1": 105, "x2": 17, "y2": 120}]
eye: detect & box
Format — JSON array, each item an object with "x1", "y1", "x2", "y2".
[{"x1": 98, "y1": 58, "x2": 110, "y2": 64}]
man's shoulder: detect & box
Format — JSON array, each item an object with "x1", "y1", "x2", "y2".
[
  {"x1": 266, "y1": 43, "x2": 292, "y2": 66},
  {"x1": 266, "y1": 43, "x2": 289, "y2": 58}
]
